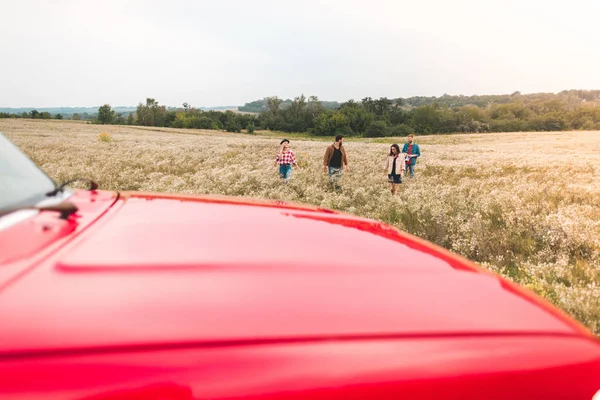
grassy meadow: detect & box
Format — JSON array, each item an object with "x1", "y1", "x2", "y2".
[{"x1": 2, "y1": 119, "x2": 599, "y2": 334}]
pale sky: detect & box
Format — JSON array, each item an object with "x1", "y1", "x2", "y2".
[{"x1": 1, "y1": 0, "x2": 599, "y2": 108}]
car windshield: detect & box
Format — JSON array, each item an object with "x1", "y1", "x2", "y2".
[{"x1": 0, "y1": 133, "x2": 56, "y2": 216}]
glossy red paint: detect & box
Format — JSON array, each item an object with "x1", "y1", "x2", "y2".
[
  {"x1": 1, "y1": 337, "x2": 600, "y2": 399},
  {"x1": 1, "y1": 190, "x2": 599, "y2": 399}
]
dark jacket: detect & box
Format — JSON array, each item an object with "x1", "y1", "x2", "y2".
[{"x1": 323, "y1": 144, "x2": 348, "y2": 167}]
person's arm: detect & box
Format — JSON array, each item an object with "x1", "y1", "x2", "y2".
[
  {"x1": 384, "y1": 156, "x2": 389, "y2": 173},
  {"x1": 343, "y1": 147, "x2": 349, "y2": 171},
  {"x1": 274, "y1": 153, "x2": 280, "y2": 167},
  {"x1": 409, "y1": 146, "x2": 420, "y2": 158},
  {"x1": 323, "y1": 147, "x2": 331, "y2": 166},
  {"x1": 291, "y1": 152, "x2": 298, "y2": 168}
]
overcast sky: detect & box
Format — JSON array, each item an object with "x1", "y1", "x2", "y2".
[{"x1": 1, "y1": 0, "x2": 599, "y2": 108}]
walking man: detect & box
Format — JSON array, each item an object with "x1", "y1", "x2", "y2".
[
  {"x1": 323, "y1": 135, "x2": 349, "y2": 190},
  {"x1": 402, "y1": 134, "x2": 421, "y2": 179}
]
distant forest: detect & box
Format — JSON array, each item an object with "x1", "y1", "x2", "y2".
[
  {"x1": 2, "y1": 90, "x2": 599, "y2": 136},
  {"x1": 239, "y1": 90, "x2": 600, "y2": 136},
  {"x1": 239, "y1": 99, "x2": 342, "y2": 113}
]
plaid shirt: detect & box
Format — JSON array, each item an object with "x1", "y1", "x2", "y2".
[{"x1": 275, "y1": 151, "x2": 297, "y2": 165}]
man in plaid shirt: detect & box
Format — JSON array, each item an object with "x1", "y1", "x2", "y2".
[{"x1": 274, "y1": 139, "x2": 299, "y2": 184}]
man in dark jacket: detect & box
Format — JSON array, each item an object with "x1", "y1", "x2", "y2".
[{"x1": 323, "y1": 135, "x2": 349, "y2": 189}]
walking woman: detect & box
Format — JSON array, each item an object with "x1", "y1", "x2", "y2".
[
  {"x1": 385, "y1": 144, "x2": 405, "y2": 195},
  {"x1": 274, "y1": 138, "x2": 298, "y2": 184}
]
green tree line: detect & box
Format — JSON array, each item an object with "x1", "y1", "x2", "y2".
[
  {"x1": 85, "y1": 91, "x2": 600, "y2": 136},
  {"x1": 0, "y1": 110, "x2": 65, "y2": 120},
  {"x1": 96, "y1": 99, "x2": 258, "y2": 133},
  {"x1": 4, "y1": 90, "x2": 599, "y2": 136},
  {"x1": 253, "y1": 90, "x2": 600, "y2": 136},
  {"x1": 239, "y1": 98, "x2": 342, "y2": 113}
]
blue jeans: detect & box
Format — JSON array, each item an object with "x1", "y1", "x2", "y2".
[
  {"x1": 328, "y1": 166, "x2": 343, "y2": 186},
  {"x1": 279, "y1": 164, "x2": 292, "y2": 180},
  {"x1": 405, "y1": 164, "x2": 415, "y2": 178}
]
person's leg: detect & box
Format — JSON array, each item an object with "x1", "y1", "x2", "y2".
[
  {"x1": 279, "y1": 165, "x2": 285, "y2": 180},
  {"x1": 335, "y1": 168, "x2": 343, "y2": 189},
  {"x1": 329, "y1": 167, "x2": 342, "y2": 189},
  {"x1": 284, "y1": 165, "x2": 292, "y2": 184},
  {"x1": 393, "y1": 175, "x2": 401, "y2": 195},
  {"x1": 408, "y1": 164, "x2": 415, "y2": 178}
]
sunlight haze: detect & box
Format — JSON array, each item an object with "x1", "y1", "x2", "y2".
[{"x1": 1, "y1": 0, "x2": 599, "y2": 107}]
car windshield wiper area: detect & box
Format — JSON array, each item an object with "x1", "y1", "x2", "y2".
[
  {"x1": 36, "y1": 200, "x2": 79, "y2": 219},
  {"x1": 0, "y1": 199, "x2": 79, "y2": 221},
  {"x1": 46, "y1": 178, "x2": 98, "y2": 197}
]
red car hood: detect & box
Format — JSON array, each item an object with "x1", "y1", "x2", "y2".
[{"x1": 0, "y1": 191, "x2": 589, "y2": 356}]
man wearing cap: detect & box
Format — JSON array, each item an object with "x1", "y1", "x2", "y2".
[{"x1": 323, "y1": 135, "x2": 349, "y2": 190}]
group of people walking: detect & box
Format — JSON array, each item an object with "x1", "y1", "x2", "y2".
[{"x1": 274, "y1": 134, "x2": 421, "y2": 195}]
